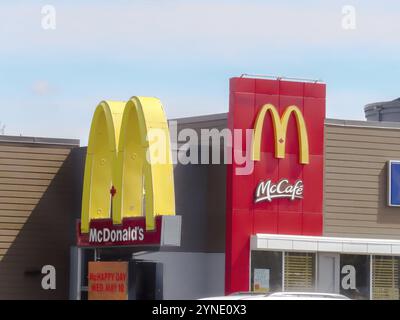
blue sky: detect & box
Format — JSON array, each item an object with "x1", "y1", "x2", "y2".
[{"x1": 1, "y1": 0, "x2": 400, "y2": 145}]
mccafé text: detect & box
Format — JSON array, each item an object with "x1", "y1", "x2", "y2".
[{"x1": 255, "y1": 179, "x2": 303, "y2": 203}]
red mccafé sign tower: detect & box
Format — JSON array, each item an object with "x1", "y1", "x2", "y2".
[{"x1": 225, "y1": 76, "x2": 326, "y2": 294}]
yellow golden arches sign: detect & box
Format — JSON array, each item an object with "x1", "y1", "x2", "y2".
[
  {"x1": 80, "y1": 96, "x2": 175, "y2": 234},
  {"x1": 252, "y1": 104, "x2": 309, "y2": 164}
]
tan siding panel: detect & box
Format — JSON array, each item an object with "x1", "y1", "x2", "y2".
[
  {"x1": 0, "y1": 191, "x2": 73, "y2": 200},
  {"x1": 325, "y1": 125, "x2": 400, "y2": 239},
  {"x1": 323, "y1": 231, "x2": 400, "y2": 240},
  {"x1": 0, "y1": 158, "x2": 65, "y2": 168},
  {"x1": 0, "y1": 190, "x2": 44, "y2": 199},
  {"x1": 328, "y1": 133, "x2": 400, "y2": 144},
  {"x1": 325, "y1": 125, "x2": 400, "y2": 138},
  {"x1": 0, "y1": 223, "x2": 25, "y2": 230},
  {"x1": 0, "y1": 151, "x2": 68, "y2": 161},
  {"x1": 0, "y1": 185, "x2": 48, "y2": 192},
  {"x1": 0, "y1": 235, "x2": 17, "y2": 242},
  {"x1": 0, "y1": 145, "x2": 71, "y2": 155},
  {"x1": 325, "y1": 206, "x2": 380, "y2": 215},
  {"x1": 0, "y1": 203, "x2": 36, "y2": 211},
  {"x1": 326, "y1": 192, "x2": 380, "y2": 201},
  {"x1": 326, "y1": 153, "x2": 398, "y2": 163},
  {"x1": 0, "y1": 229, "x2": 19, "y2": 236},
  {"x1": 0, "y1": 141, "x2": 77, "y2": 299},
  {"x1": 0, "y1": 165, "x2": 60, "y2": 174},
  {"x1": 325, "y1": 179, "x2": 379, "y2": 189},
  {"x1": 0, "y1": 178, "x2": 53, "y2": 186},
  {"x1": 0, "y1": 211, "x2": 35, "y2": 218},
  {"x1": 0, "y1": 171, "x2": 56, "y2": 180},
  {"x1": 0, "y1": 197, "x2": 40, "y2": 205},
  {"x1": 325, "y1": 173, "x2": 379, "y2": 182},
  {"x1": 324, "y1": 226, "x2": 400, "y2": 237},
  {"x1": 326, "y1": 139, "x2": 400, "y2": 151},
  {"x1": 326, "y1": 146, "x2": 400, "y2": 157},
  {"x1": 326, "y1": 166, "x2": 381, "y2": 175},
  {"x1": 324, "y1": 213, "x2": 382, "y2": 221},
  {"x1": 0, "y1": 216, "x2": 28, "y2": 223},
  {"x1": 325, "y1": 219, "x2": 400, "y2": 229},
  {"x1": 325, "y1": 199, "x2": 379, "y2": 209},
  {"x1": 326, "y1": 160, "x2": 385, "y2": 169},
  {"x1": 325, "y1": 186, "x2": 378, "y2": 195}
]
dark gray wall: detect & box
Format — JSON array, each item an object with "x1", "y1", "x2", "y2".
[{"x1": 171, "y1": 161, "x2": 226, "y2": 253}]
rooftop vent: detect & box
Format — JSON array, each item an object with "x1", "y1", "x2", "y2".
[{"x1": 364, "y1": 98, "x2": 400, "y2": 122}]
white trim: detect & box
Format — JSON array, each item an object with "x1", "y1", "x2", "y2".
[
  {"x1": 251, "y1": 233, "x2": 400, "y2": 256},
  {"x1": 388, "y1": 160, "x2": 400, "y2": 207}
]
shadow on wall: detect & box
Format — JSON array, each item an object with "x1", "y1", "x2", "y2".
[{"x1": 0, "y1": 146, "x2": 85, "y2": 299}]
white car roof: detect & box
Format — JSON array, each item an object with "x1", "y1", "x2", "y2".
[
  {"x1": 247, "y1": 292, "x2": 350, "y2": 300},
  {"x1": 199, "y1": 291, "x2": 350, "y2": 300}
]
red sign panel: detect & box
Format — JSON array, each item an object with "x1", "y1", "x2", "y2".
[
  {"x1": 225, "y1": 77, "x2": 326, "y2": 294},
  {"x1": 77, "y1": 216, "x2": 162, "y2": 247}
]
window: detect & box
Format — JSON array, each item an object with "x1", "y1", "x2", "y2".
[
  {"x1": 284, "y1": 252, "x2": 315, "y2": 292},
  {"x1": 372, "y1": 256, "x2": 400, "y2": 300},
  {"x1": 251, "y1": 251, "x2": 282, "y2": 293}
]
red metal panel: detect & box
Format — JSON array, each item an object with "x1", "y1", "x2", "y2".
[
  {"x1": 304, "y1": 82, "x2": 326, "y2": 98},
  {"x1": 225, "y1": 77, "x2": 325, "y2": 294},
  {"x1": 230, "y1": 77, "x2": 255, "y2": 94},
  {"x1": 231, "y1": 92, "x2": 255, "y2": 152},
  {"x1": 225, "y1": 208, "x2": 252, "y2": 293},
  {"x1": 278, "y1": 211, "x2": 303, "y2": 235},
  {"x1": 279, "y1": 80, "x2": 304, "y2": 97},
  {"x1": 277, "y1": 153, "x2": 303, "y2": 213},
  {"x1": 254, "y1": 210, "x2": 278, "y2": 234},
  {"x1": 302, "y1": 212, "x2": 323, "y2": 236},
  {"x1": 255, "y1": 78, "x2": 279, "y2": 95},
  {"x1": 302, "y1": 155, "x2": 323, "y2": 213},
  {"x1": 303, "y1": 97, "x2": 325, "y2": 155},
  {"x1": 231, "y1": 165, "x2": 254, "y2": 210}
]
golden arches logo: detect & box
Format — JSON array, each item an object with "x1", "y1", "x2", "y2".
[
  {"x1": 252, "y1": 104, "x2": 309, "y2": 164},
  {"x1": 80, "y1": 96, "x2": 175, "y2": 233}
]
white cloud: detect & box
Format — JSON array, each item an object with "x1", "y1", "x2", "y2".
[{"x1": 32, "y1": 80, "x2": 52, "y2": 95}]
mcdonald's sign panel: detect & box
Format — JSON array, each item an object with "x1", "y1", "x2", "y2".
[
  {"x1": 225, "y1": 77, "x2": 326, "y2": 294},
  {"x1": 77, "y1": 97, "x2": 181, "y2": 247}
]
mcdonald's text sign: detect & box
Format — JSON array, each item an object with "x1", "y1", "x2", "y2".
[{"x1": 225, "y1": 77, "x2": 325, "y2": 294}]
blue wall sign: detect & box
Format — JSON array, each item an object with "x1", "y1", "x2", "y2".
[{"x1": 388, "y1": 161, "x2": 400, "y2": 206}]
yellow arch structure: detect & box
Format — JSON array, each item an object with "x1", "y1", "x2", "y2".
[
  {"x1": 80, "y1": 97, "x2": 175, "y2": 233},
  {"x1": 252, "y1": 104, "x2": 309, "y2": 164}
]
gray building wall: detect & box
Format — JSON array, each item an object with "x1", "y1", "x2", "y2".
[{"x1": 134, "y1": 251, "x2": 224, "y2": 299}]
